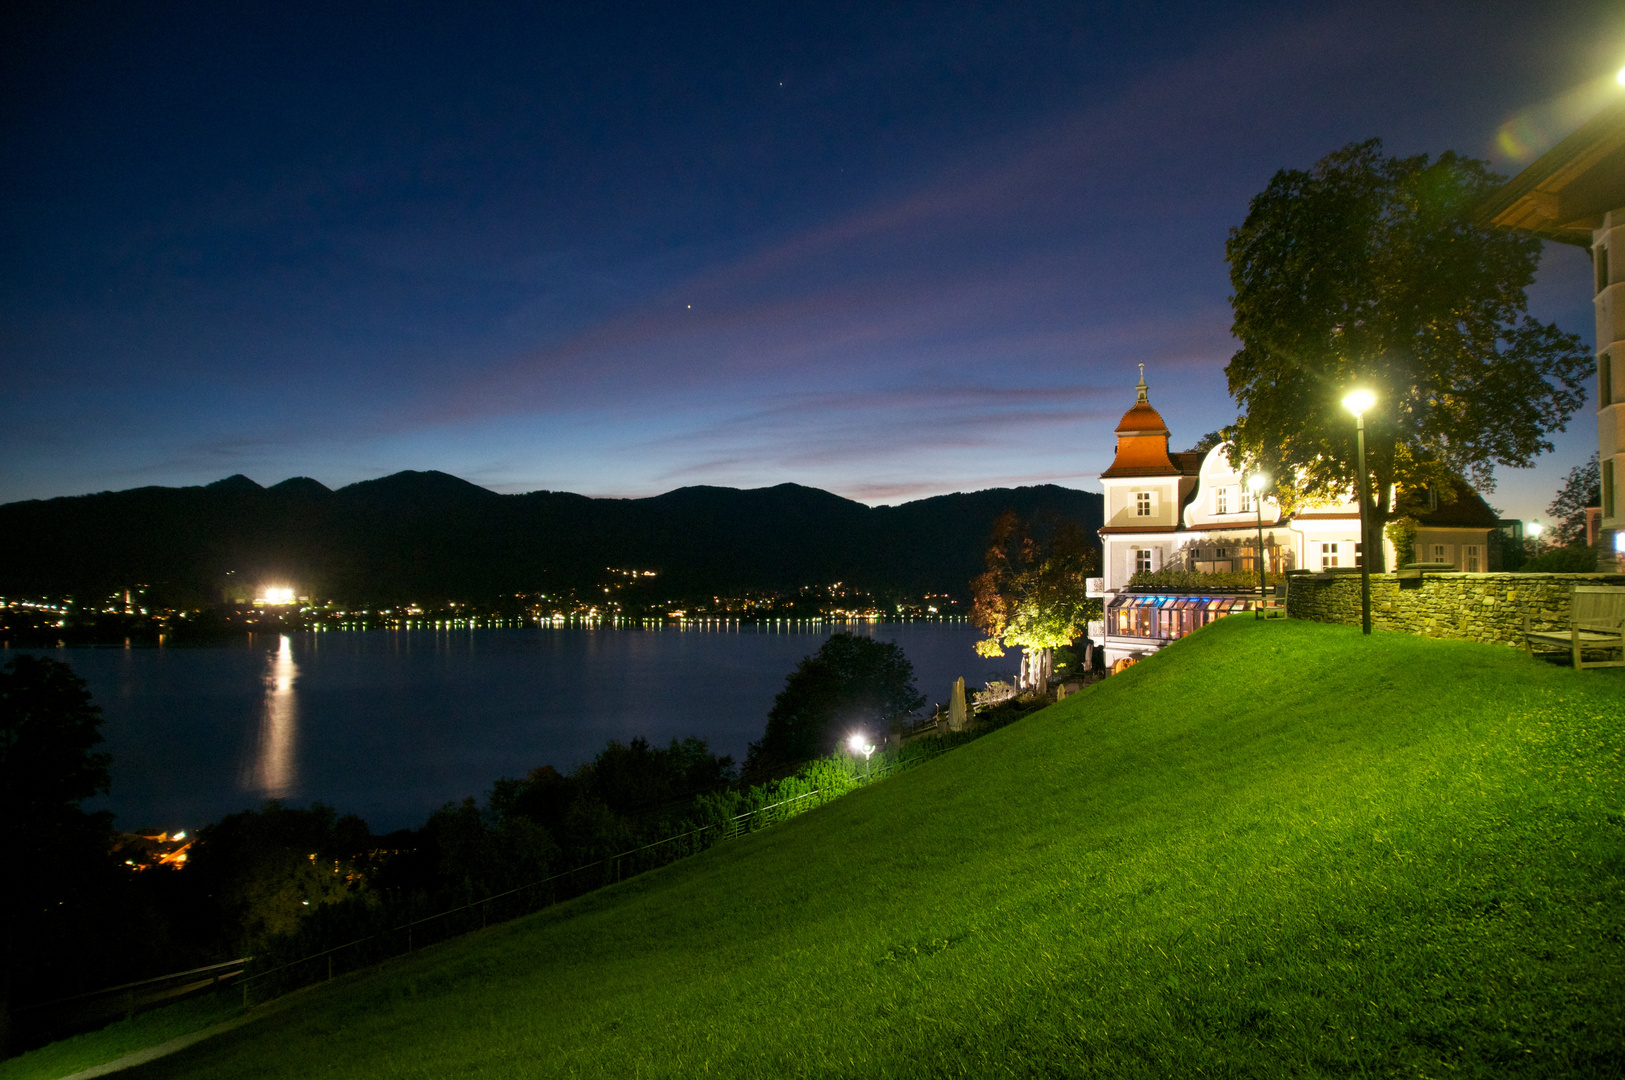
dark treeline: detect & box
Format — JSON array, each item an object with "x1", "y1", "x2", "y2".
[{"x1": 0, "y1": 472, "x2": 1102, "y2": 608}]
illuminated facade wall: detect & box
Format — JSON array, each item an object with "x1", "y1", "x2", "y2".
[{"x1": 1596, "y1": 213, "x2": 1623, "y2": 569}]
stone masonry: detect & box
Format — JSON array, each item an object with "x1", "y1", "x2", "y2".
[{"x1": 1284, "y1": 571, "x2": 1625, "y2": 647}]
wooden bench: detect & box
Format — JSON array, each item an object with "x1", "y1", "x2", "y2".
[{"x1": 1524, "y1": 585, "x2": 1625, "y2": 669}]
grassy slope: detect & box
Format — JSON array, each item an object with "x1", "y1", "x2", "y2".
[{"x1": 73, "y1": 621, "x2": 1625, "y2": 1076}]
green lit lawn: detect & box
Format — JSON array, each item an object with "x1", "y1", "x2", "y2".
[
  {"x1": 0, "y1": 994, "x2": 246, "y2": 1080},
  {"x1": 20, "y1": 619, "x2": 1625, "y2": 1078}
]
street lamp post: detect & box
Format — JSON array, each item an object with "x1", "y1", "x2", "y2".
[
  {"x1": 847, "y1": 733, "x2": 876, "y2": 781},
  {"x1": 1342, "y1": 390, "x2": 1376, "y2": 636},
  {"x1": 1249, "y1": 472, "x2": 1267, "y2": 619}
]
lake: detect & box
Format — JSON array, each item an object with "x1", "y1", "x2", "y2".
[{"x1": 7, "y1": 622, "x2": 1002, "y2": 833}]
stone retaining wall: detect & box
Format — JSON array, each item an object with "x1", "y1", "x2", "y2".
[{"x1": 1284, "y1": 571, "x2": 1625, "y2": 646}]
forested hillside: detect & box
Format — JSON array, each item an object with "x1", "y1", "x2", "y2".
[{"x1": 0, "y1": 473, "x2": 1102, "y2": 607}]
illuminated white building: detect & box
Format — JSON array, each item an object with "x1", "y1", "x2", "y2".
[{"x1": 1094, "y1": 372, "x2": 1496, "y2": 668}]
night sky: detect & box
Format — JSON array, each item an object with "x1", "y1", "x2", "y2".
[{"x1": 5, "y1": 1, "x2": 1622, "y2": 522}]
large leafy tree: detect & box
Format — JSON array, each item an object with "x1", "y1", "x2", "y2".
[
  {"x1": 1226, "y1": 139, "x2": 1590, "y2": 569},
  {"x1": 971, "y1": 511, "x2": 1099, "y2": 689},
  {"x1": 745, "y1": 634, "x2": 924, "y2": 778},
  {"x1": 1547, "y1": 453, "x2": 1601, "y2": 548}
]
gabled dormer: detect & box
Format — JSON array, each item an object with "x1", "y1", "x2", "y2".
[{"x1": 1182, "y1": 442, "x2": 1283, "y2": 529}]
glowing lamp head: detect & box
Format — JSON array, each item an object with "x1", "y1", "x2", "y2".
[
  {"x1": 1247, "y1": 473, "x2": 1267, "y2": 493},
  {"x1": 1527, "y1": 521, "x2": 1543, "y2": 538},
  {"x1": 1617, "y1": 64, "x2": 1625, "y2": 87},
  {"x1": 847, "y1": 733, "x2": 875, "y2": 757},
  {"x1": 1341, "y1": 389, "x2": 1376, "y2": 417}
]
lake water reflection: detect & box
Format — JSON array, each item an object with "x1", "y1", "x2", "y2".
[
  {"x1": 253, "y1": 635, "x2": 299, "y2": 798},
  {"x1": 11, "y1": 622, "x2": 1000, "y2": 832}
]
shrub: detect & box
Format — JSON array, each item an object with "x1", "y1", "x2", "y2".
[{"x1": 1516, "y1": 544, "x2": 1597, "y2": 573}]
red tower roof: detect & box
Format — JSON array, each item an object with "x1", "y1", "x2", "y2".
[
  {"x1": 1101, "y1": 366, "x2": 1179, "y2": 478},
  {"x1": 1115, "y1": 400, "x2": 1170, "y2": 435}
]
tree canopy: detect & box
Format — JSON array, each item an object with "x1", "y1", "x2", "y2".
[
  {"x1": 746, "y1": 634, "x2": 924, "y2": 778},
  {"x1": 1548, "y1": 453, "x2": 1601, "y2": 548},
  {"x1": 0, "y1": 654, "x2": 111, "y2": 831},
  {"x1": 1225, "y1": 139, "x2": 1590, "y2": 565},
  {"x1": 971, "y1": 510, "x2": 1098, "y2": 660},
  {"x1": 1, "y1": 656, "x2": 119, "y2": 1049}
]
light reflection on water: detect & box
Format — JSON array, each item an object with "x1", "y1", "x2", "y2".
[
  {"x1": 251, "y1": 634, "x2": 299, "y2": 798},
  {"x1": 13, "y1": 623, "x2": 999, "y2": 833}
]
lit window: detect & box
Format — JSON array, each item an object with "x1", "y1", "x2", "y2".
[
  {"x1": 1135, "y1": 491, "x2": 1152, "y2": 516},
  {"x1": 1321, "y1": 543, "x2": 1339, "y2": 569}
]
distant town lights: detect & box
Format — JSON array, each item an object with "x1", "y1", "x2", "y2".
[{"x1": 259, "y1": 587, "x2": 296, "y2": 605}]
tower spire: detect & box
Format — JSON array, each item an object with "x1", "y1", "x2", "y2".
[{"x1": 1136, "y1": 363, "x2": 1148, "y2": 404}]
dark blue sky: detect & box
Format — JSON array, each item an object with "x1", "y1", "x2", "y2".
[{"x1": 4, "y1": 1, "x2": 1622, "y2": 521}]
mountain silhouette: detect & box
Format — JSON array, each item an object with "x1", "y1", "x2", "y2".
[{"x1": 0, "y1": 472, "x2": 1102, "y2": 608}]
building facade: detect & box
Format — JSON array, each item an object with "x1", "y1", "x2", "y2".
[
  {"x1": 1093, "y1": 372, "x2": 1496, "y2": 668},
  {"x1": 1480, "y1": 98, "x2": 1625, "y2": 570}
]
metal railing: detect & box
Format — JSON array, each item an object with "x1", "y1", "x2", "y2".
[
  {"x1": 15, "y1": 957, "x2": 250, "y2": 1046},
  {"x1": 13, "y1": 742, "x2": 955, "y2": 1049},
  {"x1": 235, "y1": 749, "x2": 940, "y2": 1004}
]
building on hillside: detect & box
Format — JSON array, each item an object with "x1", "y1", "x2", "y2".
[
  {"x1": 1092, "y1": 371, "x2": 1498, "y2": 668},
  {"x1": 1479, "y1": 97, "x2": 1625, "y2": 570}
]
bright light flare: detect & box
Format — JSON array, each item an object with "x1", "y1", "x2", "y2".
[
  {"x1": 847, "y1": 733, "x2": 875, "y2": 757},
  {"x1": 258, "y1": 587, "x2": 296, "y2": 605},
  {"x1": 1341, "y1": 389, "x2": 1375, "y2": 417},
  {"x1": 1247, "y1": 473, "x2": 1267, "y2": 493},
  {"x1": 1617, "y1": 65, "x2": 1625, "y2": 87},
  {"x1": 1527, "y1": 521, "x2": 1544, "y2": 537}
]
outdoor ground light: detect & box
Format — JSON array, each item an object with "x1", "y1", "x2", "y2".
[
  {"x1": 1341, "y1": 389, "x2": 1375, "y2": 635},
  {"x1": 848, "y1": 733, "x2": 876, "y2": 779},
  {"x1": 1248, "y1": 472, "x2": 1267, "y2": 619}
]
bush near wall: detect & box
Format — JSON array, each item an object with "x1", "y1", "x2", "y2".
[{"x1": 1285, "y1": 570, "x2": 1625, "y2": 645}]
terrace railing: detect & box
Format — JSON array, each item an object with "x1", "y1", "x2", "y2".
[
  {"x1": 16, "y1": 740, "x2": 961, "y2": 1051},
  {"x1": 235, "y1": 747, "x2": 937, "y2": 1004}
]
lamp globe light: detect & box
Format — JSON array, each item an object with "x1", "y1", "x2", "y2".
[{"x1": 1341, "y1": 389, "x2": 1376, "y2": 416}]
